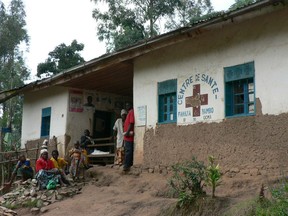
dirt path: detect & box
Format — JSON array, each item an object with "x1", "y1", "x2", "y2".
[
  {"x1": 15, "y1": 165, "x2": 269, "y2": 216},
  {"x1": 16, "y1": 166, "x2": 176, "y2": 216}
]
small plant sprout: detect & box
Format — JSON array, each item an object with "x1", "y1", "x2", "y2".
[{"x1": 206, "y1": 155, "x2": 221, "y2": 198}]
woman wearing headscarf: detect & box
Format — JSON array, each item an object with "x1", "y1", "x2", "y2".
[{"x1": 35, "y1": 149, "x2": 63, "y2": 189}]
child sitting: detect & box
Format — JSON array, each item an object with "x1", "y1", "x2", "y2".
[
  {"x1": 5, "y1": 155, "x2": 33, "y2": 187},
  {"x1": 69, "y1": 141, "x2": 87, "y2": 180}
]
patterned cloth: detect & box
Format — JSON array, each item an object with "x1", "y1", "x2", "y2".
[
  {"x1": 69, "y1": 148, "x2": 86, "y2": 179},
  {"x1": 35, "y1": 169, "x2": 61, "y2": 190},
  {"x1": 115, "y1": 147, "x2": 125, "y2": 165}
]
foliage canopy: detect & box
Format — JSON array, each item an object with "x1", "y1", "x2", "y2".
[
  {"x1": 0, "y1": 0, "x2": 30, "y2": 148},
  {"x1": 229, "y1": 0, "x2": 258, "y2": 10},
  {"x1": 92, "y1": 0, "x2": 213, "y2": 52},
  {"x1": 37, "y1": 40, "x2": 85, "y2": 77}
]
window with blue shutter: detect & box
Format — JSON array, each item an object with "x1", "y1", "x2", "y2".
[
  {"x1": 158, "y1": 79, "x2": 177, "y2": 123},
  {"x1": 41, "y1": 107, "x2": 51, "y2": 137},
  {"x1": 224, "y1": 62, "x2": 255, "y2": 117}
]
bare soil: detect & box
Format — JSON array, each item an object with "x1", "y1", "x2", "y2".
[{"x1": 14, "y1": 164, "x2": 279, "y2": 216}]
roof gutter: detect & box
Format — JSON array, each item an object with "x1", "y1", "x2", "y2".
[
  {"x1": 0, "y1": 0, "x2": 286, "y2": 103},
  {"x1": 24, "y1": 0, "x2": 286, "y2": 89}
]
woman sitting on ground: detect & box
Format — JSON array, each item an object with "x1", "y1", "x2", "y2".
[
  {"x1": 35, "y1": 149, "x2": 63, "y2": 189},
  {"x1": 5, "y1": 154, "x2": 33, "y2": 187}
]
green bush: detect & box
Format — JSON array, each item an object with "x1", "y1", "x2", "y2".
[
  {"x1": 168, "y1": 157, "x2": 206, "y2": 207},
  {"x1": 254, "y1": 180, "x2": 288, "y2": 215}
]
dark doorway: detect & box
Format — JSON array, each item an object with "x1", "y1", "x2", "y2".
[{"x1": 93, "y1": 110, "x2": 115, "y2": 138}]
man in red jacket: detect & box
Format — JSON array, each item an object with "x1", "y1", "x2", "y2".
[{"x1": 123, "y1": 102, "x2": 134, "y2": 172}]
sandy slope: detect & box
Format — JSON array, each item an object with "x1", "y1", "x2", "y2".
[{"x1": 15, "y1": 165, "x2": 273, "y2": 216}]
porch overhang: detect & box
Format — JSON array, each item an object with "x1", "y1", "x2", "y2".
[{"x1": 0, "y1": 0, "x2": 284, "y2": 102}]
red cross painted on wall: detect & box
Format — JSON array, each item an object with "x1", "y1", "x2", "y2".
[{"x1": 185, "y1": 84, "x2": 208, "y2": 117}]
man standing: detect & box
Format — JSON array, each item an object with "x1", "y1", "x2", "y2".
[
  {"x1": 113, "y1": 109, "x2": 127, "y2": 165},
  {"x1": 123, "y1": 103, "x2": 134, "y2": 172}
]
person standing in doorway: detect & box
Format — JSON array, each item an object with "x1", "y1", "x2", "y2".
[
  {"x1": 123, "y1": 103, "x2": 134, "y2": 172},
  {"x1": 113, "y1": 109, "x2": 127, "y2": 165}
]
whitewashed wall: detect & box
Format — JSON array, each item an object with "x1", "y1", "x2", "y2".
[
  {"x1": 21, "y1": 87, "x2": 69, "y2": 147},
  {"x1": 66, "y1": 104, "x2": 94, "y2": 148},
  {"x1": 63, "y1": 90, "x2": 131, "y2": 150},
  {"x1": 134, "y1": 6, "x2": 288, "y2": 127},
  {"x1": 22, "y1": 85, "x2": 131, "y2": 155},
  {"x1": 133, "y1": 6, "x2": 288, "y2": 163}
]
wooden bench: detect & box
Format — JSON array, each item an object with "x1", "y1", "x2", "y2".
[{"x1": 87, "y1": 138, "x2": 115, "y2": 165}]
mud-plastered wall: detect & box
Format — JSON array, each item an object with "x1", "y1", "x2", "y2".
[{"x1": 144, "y1": 113, "x2": 288, "y2": 177}]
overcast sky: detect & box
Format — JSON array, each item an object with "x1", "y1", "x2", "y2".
[{"x1": 1, "y1": 0, "x2": 235, "y2": 78}]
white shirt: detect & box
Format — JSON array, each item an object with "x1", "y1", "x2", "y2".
[{"x1": 113, "y1": 118, "x2": 124, "y2": 148}]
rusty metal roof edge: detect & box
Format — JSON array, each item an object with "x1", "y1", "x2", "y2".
[
  {"x1": 32, "y1": 0, "x2": 284, "y2": 86},
  {"x1": 0, "y1": 0, "x2": 285, "y2": 103},
  {"x1": 0, "y1": 82, "x2": 36, "y2": 104},
  {"x1": 38, "y1": 0, "x2": 284, "y2": 83}
]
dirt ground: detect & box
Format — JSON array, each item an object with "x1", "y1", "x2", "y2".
[{"x1": 14, "y1": 164, "x2": 279, "y2": 216}]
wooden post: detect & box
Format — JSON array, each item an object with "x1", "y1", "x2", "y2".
[
  {"x1": 0, "y1": 129, "x2": 2, "y2": 153},
  {"x1": 7, "y1": 154, "x2": 11, "y2": 183},
  {"x1": 15, "y1": 148, "x2": 18, "y2": 159},
  {"x1": 25, "y1": 143, "x2": 28, "y2": 159},
  {"x1": 0, "y1": 129, "x2": 3, "y2": 186},
  {"x1": 1, "y1": 163, "x2": 4, "y2": 186},
  {"x1": 35, "y1": 142, "x2": 40, "y2": 164}
]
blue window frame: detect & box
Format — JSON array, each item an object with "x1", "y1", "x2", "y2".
[
  {"x1": 158, "y1": 79, "x2": 177, "y2": 123},
  {"x1": 224, "y1": 62, "x2": 255, "y2": 117},
  {"x1": 41, "y1": 107, "x2": 51, "y2": 137}
]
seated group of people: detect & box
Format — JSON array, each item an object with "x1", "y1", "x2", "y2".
[
  {"x1": 35, "y1": 149, "x2": 70, "y2": 189},
  {"x1": 5, "y1": 139, "x2": 89, "y2": 190}
]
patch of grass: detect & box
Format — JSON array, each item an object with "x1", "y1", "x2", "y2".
[
  {"x1": 223, "y1": 198, "x2": 258, "y2": 216},
  {"x1": 22, "y1": 198, "x2": 39, "y2": 208},
  {"x1": 225, "y1": 179, "x2": 288, "y2": 216},
  {"x1": 159, "y1": 196, "x2": 231, "y2": 216},
  {"x1": 2, "y1": 202, "x2": 21, "y2": 210},
  {"x1": 2, "y1": 198, "x2": 38, "y2": 210}
]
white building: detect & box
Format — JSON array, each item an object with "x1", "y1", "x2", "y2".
[{"x1": 1, "y1": 0, "x2": 288, "y2": 176}]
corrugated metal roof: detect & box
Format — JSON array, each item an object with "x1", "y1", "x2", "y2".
[{"x1": 0, "y1": 0, "x2": 285, "y2": 102}]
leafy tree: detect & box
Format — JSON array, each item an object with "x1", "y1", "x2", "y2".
[
  {"x1": 0, "y1": 0, "x2": 30, "y2": 149},
  {"x1": 165, "y1": 0, "x2": 213, "y2": 31},
  {"x1": 92, "y1": 0, "x2": 214, "y2": 52},
  {"x1": 131, "y1": 0, "x2": 178, "y2": 36},
  {"x1": 229, "y1": 0, "x2": 257, "y2": 10},
  {"x1": 92, "y1": 1, "x2": 145, "y2": 52},
  {"x1": 37, "y1": 40, "x2": 85, "y2": 77},
  {"x1": 92, "y1": 0, "x2": 180, "y2": 52}
]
